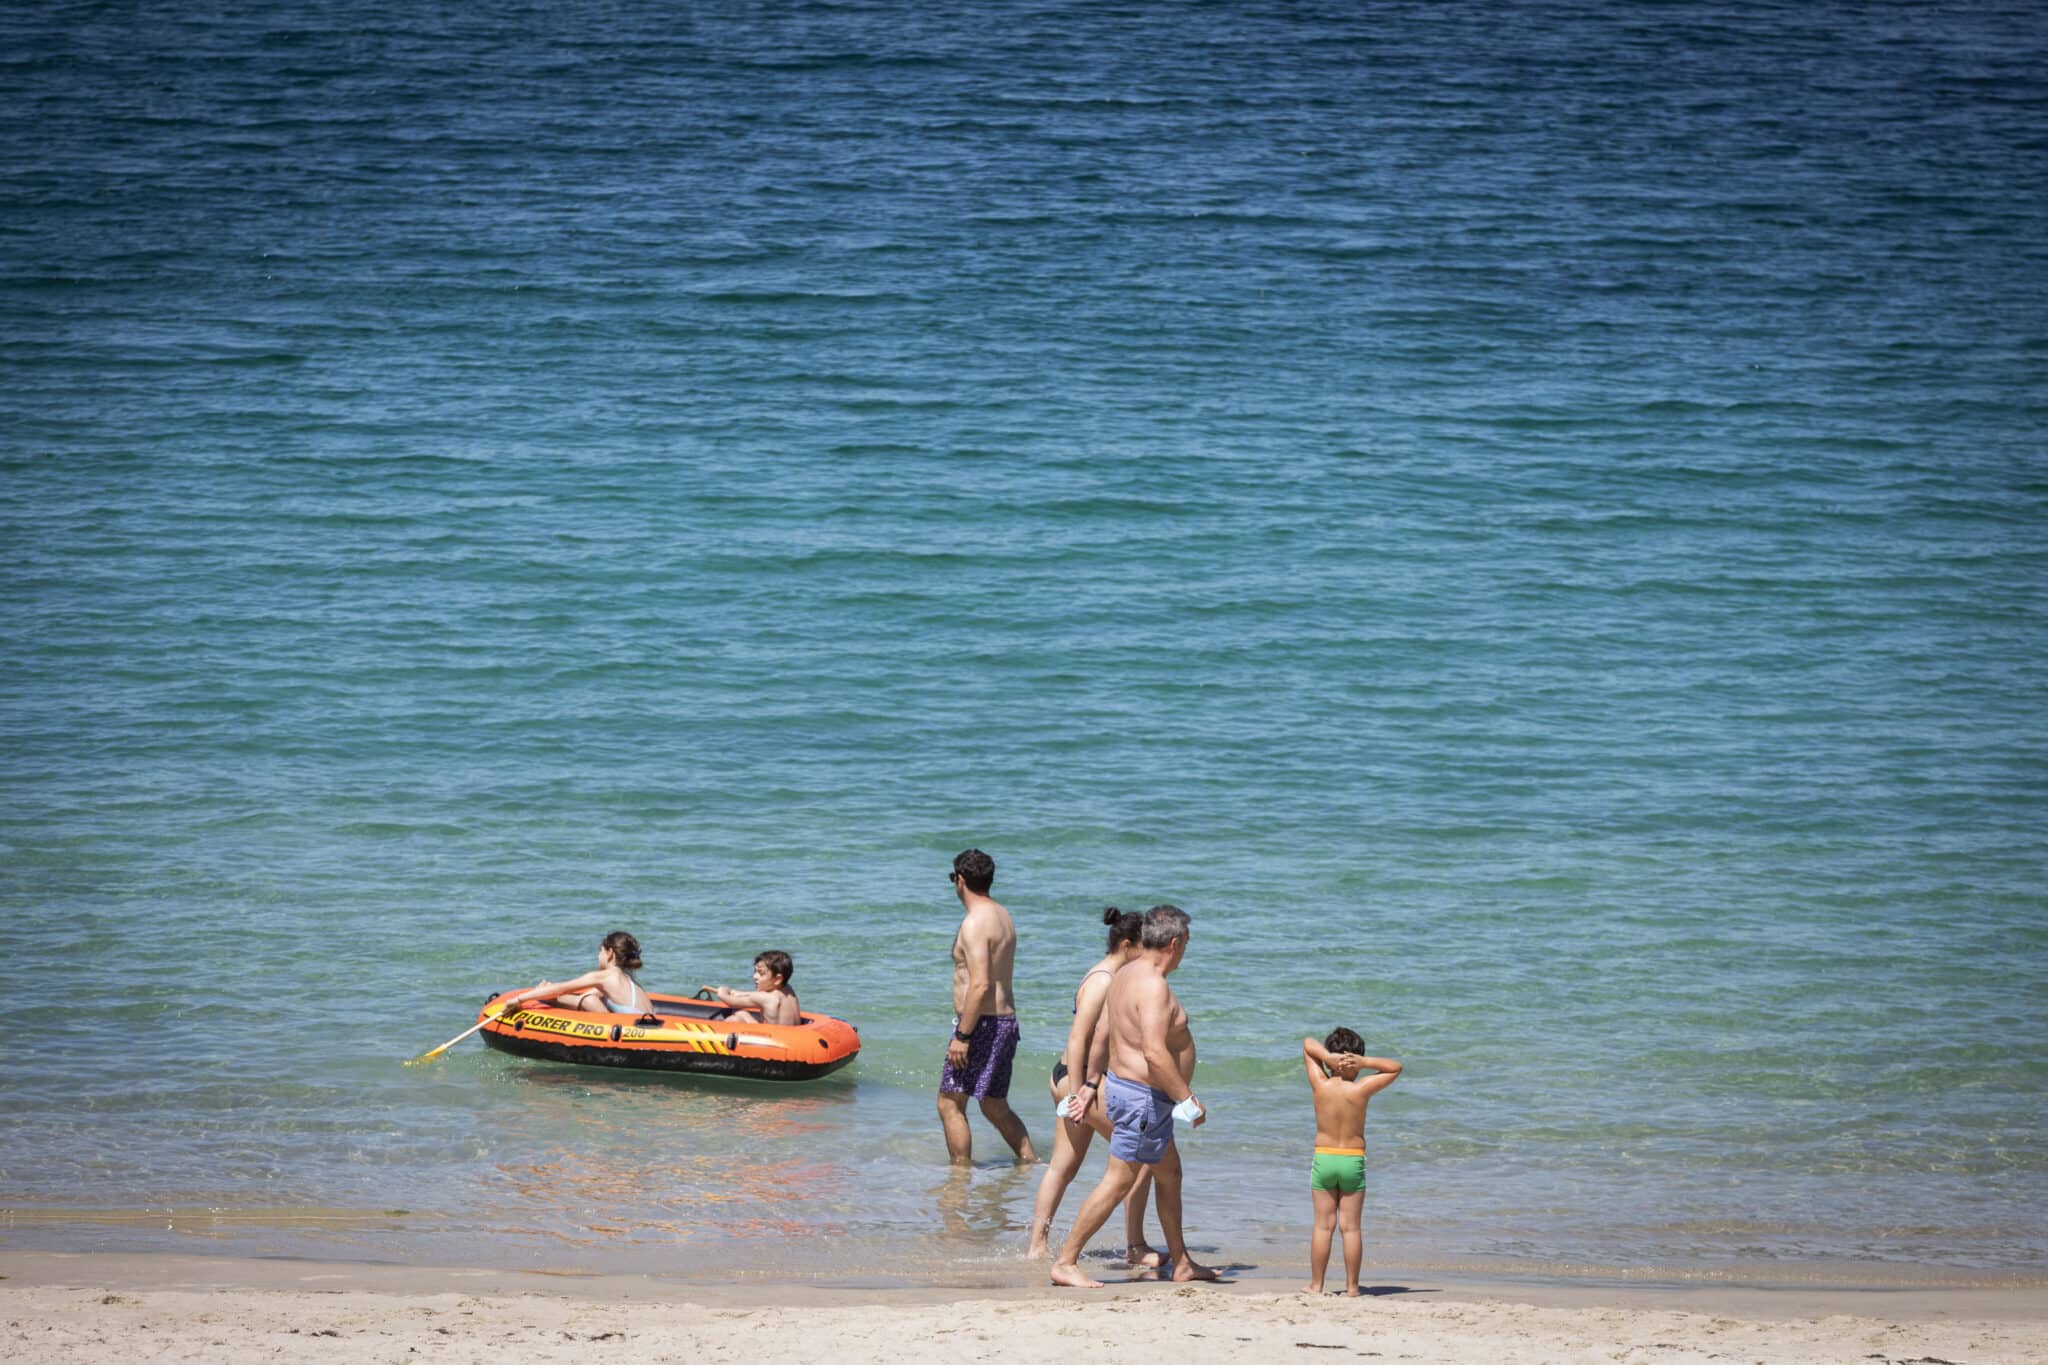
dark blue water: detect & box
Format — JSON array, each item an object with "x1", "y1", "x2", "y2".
[{"x1": 3, "y1": 0, "x2": 2045, "y2": 1284}]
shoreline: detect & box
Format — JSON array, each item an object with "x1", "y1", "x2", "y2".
[
  {"x1": 7, "y1": 1210, "x2": 2045, "y2": 1297},
  {"x1": 4, "y1": 1249, "x2": 2046, "y2": 1365},
  {"x1": 6, "y1": 1247, "x2": 2048, "y2": 1314}
]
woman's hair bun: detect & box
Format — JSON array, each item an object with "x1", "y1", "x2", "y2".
[{"x1": 1100, "y1": 905, "x2": 1121, "y2": 925}]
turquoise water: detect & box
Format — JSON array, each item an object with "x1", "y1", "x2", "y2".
[{"x1": 3, "y1": 0, "x2": 2046, "y2": 1284}]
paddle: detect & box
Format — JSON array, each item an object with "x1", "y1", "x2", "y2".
[{"x1": 405, "y1": 1004, "x2": 509, "y2": 1066}]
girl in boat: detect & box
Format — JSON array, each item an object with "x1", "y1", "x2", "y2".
[{"x1": 497, "y1": 930, "x2": 651, "y2": 1015}]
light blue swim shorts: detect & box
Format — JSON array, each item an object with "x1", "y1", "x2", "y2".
[{"x1": 1103, "y1": 1070, "x2": 1175, "y2": 1165}]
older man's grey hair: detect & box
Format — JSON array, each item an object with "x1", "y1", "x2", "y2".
[{"x1": 1140, "y1": 903, "x2": 1191, "y2": 949}]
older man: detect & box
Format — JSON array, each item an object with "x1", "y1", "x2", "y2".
[
  {"x1": 937, "y1": 848, "x2": 1037, "y2": 1165},
  {"x1": 1049, "y1": 904, "x2": 1217, "y2": 1287}
]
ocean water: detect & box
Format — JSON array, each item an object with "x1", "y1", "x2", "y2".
[{"x1": 3, "y1": 0, "x2": 2046, "y2": 1287}]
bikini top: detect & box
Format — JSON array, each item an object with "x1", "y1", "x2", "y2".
[
  {"x1": 606, "y1": 977, "x2": 644, "y2": 1015},
  {"x1": 1073, "y1": 967, "x2": 1115, "y2": 1015}
]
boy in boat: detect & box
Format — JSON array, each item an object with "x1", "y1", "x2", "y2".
[
  {"x1": 713, "y1": 950, "x2": 801, "y2": 1026},
  {"x1": 1300, "y1": 1028, "x2": 1402, "y2": 1297}
]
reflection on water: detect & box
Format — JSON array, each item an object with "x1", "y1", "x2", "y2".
[
  {"x1": 446, "y1": 1061, "x2": 1056, "y2": 1276},
  {"x1": 485, "y1": 1066, "x2": 861, "y2": 1248},
  {"x1": 932, "y1": 1164, "x2": 1034, "y2": 1247}
]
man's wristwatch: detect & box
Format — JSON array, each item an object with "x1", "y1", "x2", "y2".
[{"x1": 953, "y1": 1028, "x2": 974, "y2": 1043}]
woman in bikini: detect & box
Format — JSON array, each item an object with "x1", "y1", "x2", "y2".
[
  {"x1": 497, "y1": 930, "x2": 651, "y2": 1016},
  {"x1": 1027, "y1": 907, "x2": 1162, "y2": 1264}
]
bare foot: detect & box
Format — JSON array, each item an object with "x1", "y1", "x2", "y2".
[
  {"x1": 1172, "y1": 1257, "x2": 1220, "y2": 1282},
  {"x1": 1026, "y1": 1236, "x2": 1050, "y2": 1260},
  {"x1": 1049, "y1": 1262, "x2": 1105, "y2": 1289},
  {"x1": 1342, "y1": 1286, "x2": 1362, "y2": 1297},
  {"x1": 1123, "y1": 1244, "x2": 1164, "y2": 1268},
  {"x1": 1299, "y1": 1284, "x2": 1325, "y2": 1295}
]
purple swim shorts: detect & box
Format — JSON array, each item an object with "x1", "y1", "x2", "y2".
[{"x1": 939, "y1": 1014, "x2": 1020, "y2": 1099}]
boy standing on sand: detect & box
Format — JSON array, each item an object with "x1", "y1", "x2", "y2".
[{"x1": 1301, "y1": 1029, "x2": 1402, "y2": 1297}]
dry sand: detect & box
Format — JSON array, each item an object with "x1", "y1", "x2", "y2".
[{"x1": 2, "y1": 1252, "x2": 2043, "y2": 1364}]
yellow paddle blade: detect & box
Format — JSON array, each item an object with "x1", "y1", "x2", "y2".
[{"x1": 403, "y1": 1009, "x2": 504, "y2": 1067}]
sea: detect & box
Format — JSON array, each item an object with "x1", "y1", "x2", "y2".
[{"x1": 3, "y1": 0, "x2": 2045, "y2": 1290}]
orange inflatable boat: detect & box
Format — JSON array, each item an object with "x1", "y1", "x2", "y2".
[{"x1": 478, "y1": 987, "x2": 859, "y2": 1082}]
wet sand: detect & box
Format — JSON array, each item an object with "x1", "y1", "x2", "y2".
[{"x1": 3, "y1": 1251, "x2": 2043, "y2": 1364}]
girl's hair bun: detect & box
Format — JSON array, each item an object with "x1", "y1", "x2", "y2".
[
  {"x1": 603, "y1": 930, "x2": 643, "y2": 971},
  {"x1": 1100, "y1": 905, "x2": 1122, "y2": 925}
]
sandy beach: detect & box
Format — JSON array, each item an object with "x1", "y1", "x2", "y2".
[{"x1": 4, "y1": 1252, "x2": 2043, "y2": 1364}]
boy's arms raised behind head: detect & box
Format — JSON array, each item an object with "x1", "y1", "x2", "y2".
[
  {"x1": 1352, "y1": 1052, "x2": 1402, "y2": 1100},
  {"x1": 1303, "y1": 1037, "x2": 1365, "y2": 1085},
  {"x1": 1303, "y1": 1038, "x2": 1402, "y2": 1097}
]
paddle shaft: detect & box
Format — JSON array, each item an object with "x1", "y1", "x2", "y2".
[{"x1": 406, "y1": 1011, "x2": 499, "y2": 1065}]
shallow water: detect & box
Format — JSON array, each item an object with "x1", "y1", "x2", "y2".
[{"x1": 2, "y1": 0, "x2": 2046, "y2": 1283}]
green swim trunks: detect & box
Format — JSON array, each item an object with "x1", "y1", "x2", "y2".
[{"x1": 1310, "y1": 1146, "x2": 1365, "y2": 1193}]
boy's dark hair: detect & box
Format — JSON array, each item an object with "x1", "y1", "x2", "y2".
[
  {"x1": 952, "y1": 848, "x2": 995, "y2": 895},
  {"x1": 755, "y1": 949, "x2": 793, "y2": 984},
  {"x1": 1324, "y1": 1027, "x2": 1364, "y2": 1056}
]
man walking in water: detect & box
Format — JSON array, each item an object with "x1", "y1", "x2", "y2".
[
  {"x1": 1050, "y1": 904, "x2": 1217, "y2": 1287},
  {"x1": 938, "y1": 848, "x2": 1037, "y2": 1165}
]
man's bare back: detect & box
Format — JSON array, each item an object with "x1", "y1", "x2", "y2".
[
  {"x1": 1099, "y1": 959, "x2": 1195, "y2": 1094},
  {"x1": 951, "y1": 899, "x2": 1018, "y2": 1020}
]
